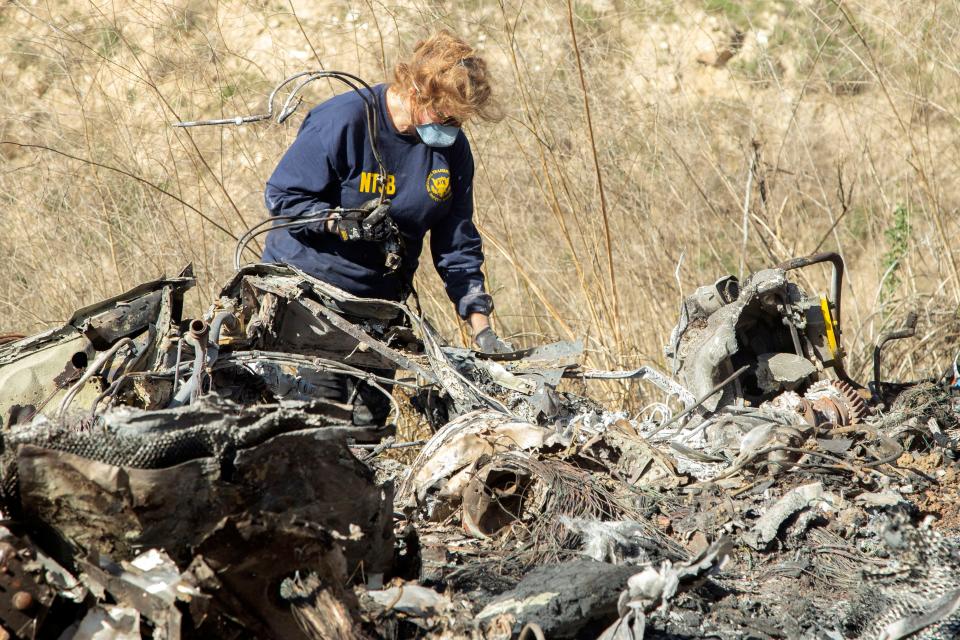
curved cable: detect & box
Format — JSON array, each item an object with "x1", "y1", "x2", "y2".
[
  {"x1": 176, "y1": 70, "x2": 393, "y2": 270},
  {"x1": 234, "y1": 211, "x2": 364, "y2": 270},
  {"x1": 175, "y1": 70, "x2": 388, "y2": 201}
]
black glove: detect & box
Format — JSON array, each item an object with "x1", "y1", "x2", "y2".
[
  {"x1": 473, "y1": 327, "x2": 513, "y2": 354},
  {"x1": 331, "y1": 199, "x2": 393, "y2": 242}
]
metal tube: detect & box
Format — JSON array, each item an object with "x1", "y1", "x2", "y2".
[
  {"x1": 188, "y1": 319, "x2": 209, "y2": 341},
  {"x1": 168, "y1": 327, "x2": 207, "y2": 407},
  {"x1": 168, "y1": 335, "x2": 202, "y2": 407},
  {"x1": 775, "y1": 251, "x2": 845, "y2": 330},
  {"x1": 172, "y1": 337, "x2": 184, "y2": 395},
  {"x1": 188, "y1": 320, "x2": 209, "y2": 402},
  {"x1": 168, "y1": 315, "x2": 242, "y2": 407},
  {"x1": 203, "y1": 312, "x2": 236, "y2": 396},
  {"x1": 208, "y1": 311, "x2": 236, "y2": 344},
  {"x1": 871, "y1": 311, "x2": 919, "y2": 398}
]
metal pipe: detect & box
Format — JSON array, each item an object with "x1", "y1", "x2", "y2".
[
  {"x1": 208, "y1": 311, "x2": 236, "y2": 345},
  {"x1": 89, "y1": 377, "x2": 124, "y2": 417},
  {"x1": 168, "y1": 334, "x2": 204, "y2": 407},
  {"x1": 189, "y1": 319, "x2": 209, "y2": 341},
  {"x1": 88, "y1": 326, "x2": 156, "y2": 417},
  {"x1": 775, "y1": 252, "x2": 845, "y2": 331},
  {"x1": 202, "y1": 312, "x2": 236, "y2": 396},
  {"x1": 188, "y1": 320, "x2": 209, "y2": 404},
  {"x1": 172, "y1": 337, "x2": 184, "y2": 396},
  {"x1": 167, "y1": 315, "x2": 239, "y2": 407},
  {"x1": 871, "y1": 311, "x2": 918, "y2": 400},
  {"x1": 168, "y1": 322, "x2": 208, "y2": 407}
]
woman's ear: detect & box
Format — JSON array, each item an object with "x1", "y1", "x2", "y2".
[{"x1": 406, "y1": 87, "x2": 418, "y2": 117}]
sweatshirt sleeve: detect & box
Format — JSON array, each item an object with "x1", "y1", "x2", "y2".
[
  {"x1": 263, "y1": 111, "x2": 342, "y2": 219},
  {"x1": 430, "y1": 142, "x2": 495, "y2": 318}
]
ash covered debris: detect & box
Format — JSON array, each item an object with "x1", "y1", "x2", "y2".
[{"x1": 0, "y1": 254, "x2": 959, "y2": 639}]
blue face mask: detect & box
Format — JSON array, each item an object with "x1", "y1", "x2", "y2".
[{"x1": 416, "y1": 123, "x2": 459, "y2": 147}]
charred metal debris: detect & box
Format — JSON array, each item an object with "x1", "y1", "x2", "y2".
[{"x1": 0, "y1": 254, "x2": 959, "y2": 639}]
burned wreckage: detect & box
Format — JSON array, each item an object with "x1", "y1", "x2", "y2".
[{"x1": 0, "y1": 253, "x2": 958, "y2": 639}]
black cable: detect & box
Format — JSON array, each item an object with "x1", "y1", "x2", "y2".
[
  {"x1": 176, "y1": 70, "x2": 393, "y2": 270},
  {"x1": 233, "y1": 210, "x2": 365, "y2": 269}
]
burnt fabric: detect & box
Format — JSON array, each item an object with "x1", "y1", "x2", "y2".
[{"x1": 262, "y1": 83, "x2": 493, "y2": 318}]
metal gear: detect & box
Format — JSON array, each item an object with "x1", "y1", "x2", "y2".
[
  {"x1": 804, "y1": 380, "x2": 849, "y2": 425},
  {"x1": 834, "y1": 379, "x2": 870, "y2": 423},
  {"x1": 803, "y1": 380, "x2": 870, "y2": 425}
]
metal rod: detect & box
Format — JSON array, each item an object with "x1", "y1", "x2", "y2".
[
  {"x1": 775, "y1": 251, "x2": 845, "y2": 335},
  {"x1": 871, "y1": 311, "x2": 918, "y2": 399},
  {"x1": 352, "y1": 439, "x2": 426, "y2": 450},
  {"x1": 645, "y1": 365, "x2": 751, "y2": 438}
]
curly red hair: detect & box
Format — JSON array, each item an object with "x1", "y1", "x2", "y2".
[{"x1": 393, "y1": 30, "x2": 501, "y2": 124}]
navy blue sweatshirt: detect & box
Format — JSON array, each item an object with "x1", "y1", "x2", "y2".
[{"x1": 262, "y1": 83, "x2": 493, "y2": 318}]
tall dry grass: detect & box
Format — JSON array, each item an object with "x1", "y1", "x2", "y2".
[{"x1": 1, "y1": 0, "x2": 959, "y2": 409}]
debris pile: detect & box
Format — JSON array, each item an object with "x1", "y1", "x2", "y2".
[{"x1": 1, "y1": 254, "x2": 958, "y2": 639}]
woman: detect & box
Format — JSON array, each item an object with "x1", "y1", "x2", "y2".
[{"x1": 262, "y1": 30, "x2": 510, "y2": 354}]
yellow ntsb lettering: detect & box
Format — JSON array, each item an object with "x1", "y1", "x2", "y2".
[
  {"x1": 358, "y1": 171, "x2": 396, "y2": 195},
  {"x1": 359, "y1": 172, "x2": 374, "y2": 193}
]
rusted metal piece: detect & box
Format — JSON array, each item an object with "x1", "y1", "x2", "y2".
[
  {"x1": 12, "y1": 591, "x2": 33, "y2": 611},
  {"x1": 82, "y1": 289, "x2": 164, "y2": 350},
  {"x1": 0, "y1": 532, "x2": 55, "y2": 639},
  {"x1": 835, "y1": 379, "x2": 869, "y2": 423},
  {"x1": 801, "y1": 380, "x2": 869, "y2": 427},
  {"x1": 811, "y1": 395, "x2": 848, "y2": 426}
]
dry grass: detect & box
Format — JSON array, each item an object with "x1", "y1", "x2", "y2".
[{"x1": 2, "y1": 0, "x2": 959, "y2": 410}]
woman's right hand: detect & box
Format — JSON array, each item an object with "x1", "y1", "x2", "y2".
[{"x1": 330, "y1": 200, "x2": 394, "y2": 242}]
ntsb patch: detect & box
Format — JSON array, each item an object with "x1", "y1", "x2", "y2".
[{"x1": 426, "y1": 168, "x2": 452, "y2": 203}]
